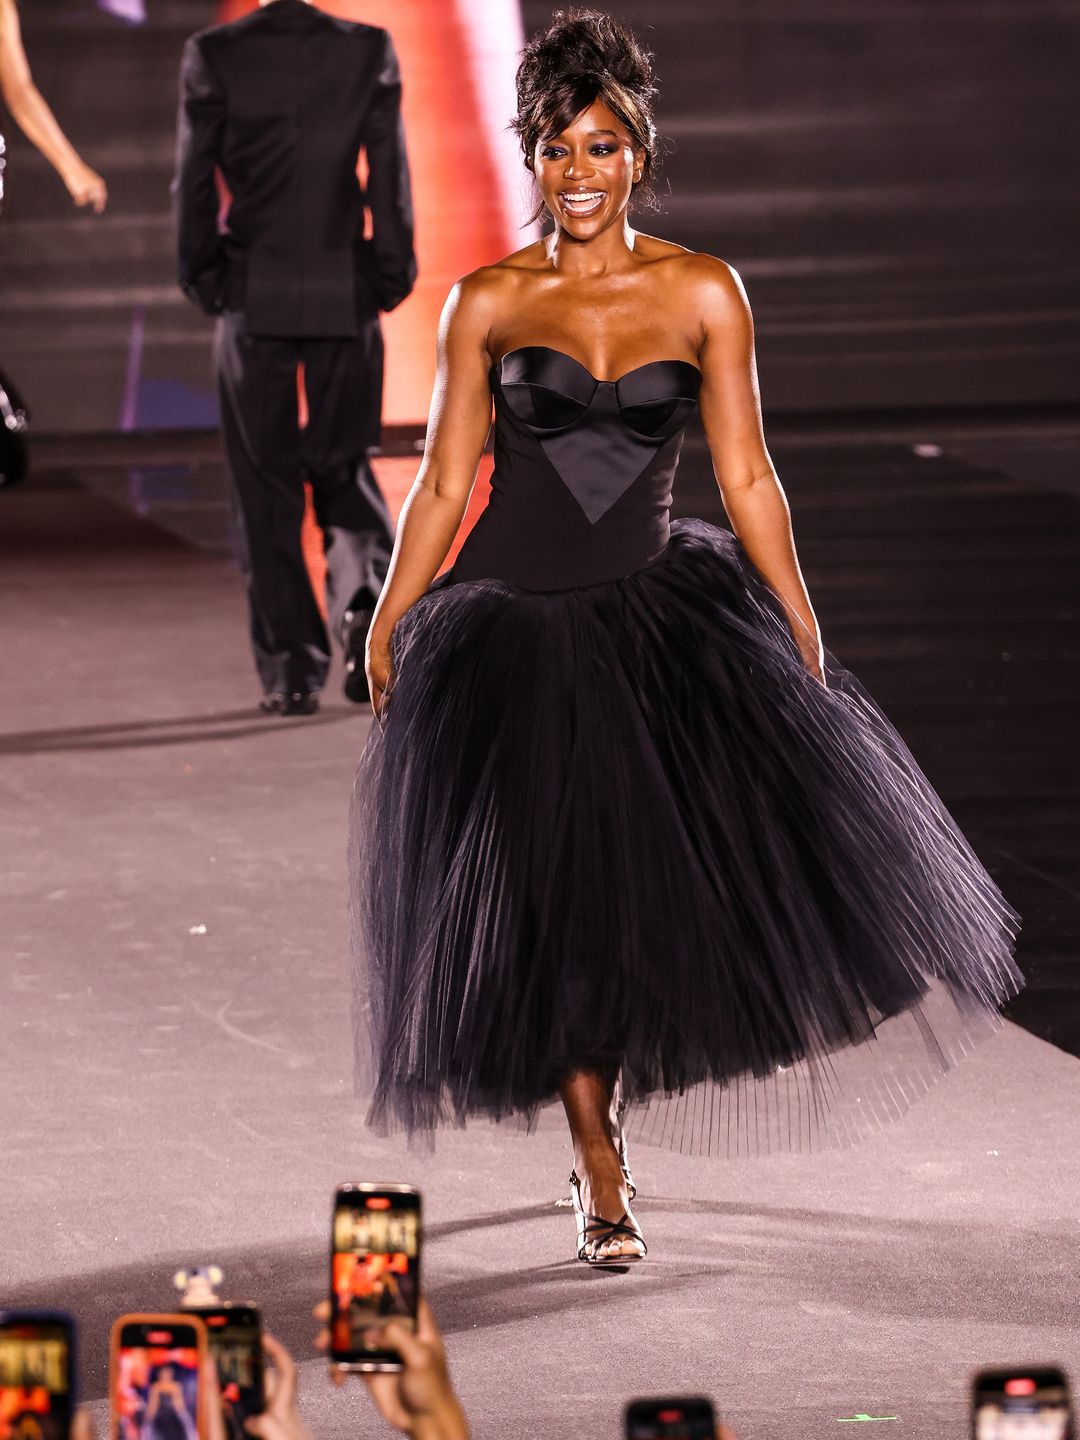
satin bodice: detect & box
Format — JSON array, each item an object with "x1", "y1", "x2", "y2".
[{"x1": 450, "y1": 345, "x2": 701, "y2": 591}]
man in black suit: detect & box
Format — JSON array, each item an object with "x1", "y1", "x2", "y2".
[{"x1": 174, "y1": 0, "x2": 416, "y2": 715}]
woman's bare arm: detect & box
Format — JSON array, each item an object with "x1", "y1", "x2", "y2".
[
  {"x1": 365, "y1": 272, "x2": 497, "y2": 713},
  {"x1": 0, "y1": 0, "x2": 106, "y2": 211},
  {"x1": 695, "y1": 256, "x2": 824, "y2": 681}
]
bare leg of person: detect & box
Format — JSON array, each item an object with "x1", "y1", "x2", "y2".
[{"x1": 559, "y1": 1066, "x2": 645, "y2": 1261}]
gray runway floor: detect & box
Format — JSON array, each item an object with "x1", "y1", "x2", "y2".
[{"x1": 2, "y1": 444, "x2": 1078, "y2": 1439}]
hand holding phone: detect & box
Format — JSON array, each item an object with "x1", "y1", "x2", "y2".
[
  {"x1": 187, "y1": 1307, "x2": 264, "y2": 1440},
  {"x1": 109, "y1": 1314, "x2": 209, "y2": 1440},
  {"x1": 314, "y1": 1296, "x2": 466, "y2": 1440},
  {"x1": 329, "y1": 1184, "x2": 421, "y2": 1374},
  {"x1": 234, "y1": 1333, "x2": 311, "y2": 1440}
]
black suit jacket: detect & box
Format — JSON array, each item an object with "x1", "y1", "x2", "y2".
[{"x1": 174, "y1": 0, "x2": 416, "y2": 337}]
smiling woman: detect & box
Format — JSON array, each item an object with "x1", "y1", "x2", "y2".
[
  {"x1": 349, "y1": 7, "x2": 1021, "y2": 1272},
  {"x1": 512, "y1": 8, "x2": 659, "y2": 226}
]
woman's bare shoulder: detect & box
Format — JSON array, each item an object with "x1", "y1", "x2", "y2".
[
  {"x1": 454, "y1": 242, "x2": 548, "y2": 297},
  {"x1": 444, "y1": 246, "x2": 549, "y2": 343},
  {"x1": 454, "y1": 242, "x2": 548, "y2": 296},
  {"x1": 637, "y1": 235, "x2": 747, "y2": 304}
]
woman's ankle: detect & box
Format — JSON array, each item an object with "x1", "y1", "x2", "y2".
[{"x1": 574, "y1": 1133, "x2": 622, "y2": 1178}]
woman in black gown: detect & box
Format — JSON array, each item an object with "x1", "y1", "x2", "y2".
[{"x1": 350, "y1": 11, "x2": 1021, "y2": 1265}]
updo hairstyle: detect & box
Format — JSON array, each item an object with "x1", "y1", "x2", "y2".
[{"x1": 512, "y1": 9, "x2": 661, "y2": 221}]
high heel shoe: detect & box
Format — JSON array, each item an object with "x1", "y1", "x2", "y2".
[{"x1": 569, "y1": 1170, "x2": 647, "y2": 1267}]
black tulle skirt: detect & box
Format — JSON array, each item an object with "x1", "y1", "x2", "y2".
[{"x1": 349, "y1": 519, "x2": 1021, "y2": 1156}]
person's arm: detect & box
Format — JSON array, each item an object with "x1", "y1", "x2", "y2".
[
  {"x1": 365, "y1": 273, "x2": 495, "y2": 713},
  {"x1": 362, "y1": 29, "x2": 417, "y2": 312},
  {"x1": 0, "y1": 0, "x2": 106, "y2": 210},
  {"x1": 696, "y1": 256, "x2": 824, "y2": 683},
  {"x1": 173, "y1": 34, "x2": 227, "y2": 316}
]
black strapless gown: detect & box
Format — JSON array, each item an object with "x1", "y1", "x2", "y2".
[{"x1": 349, "y1": 345, "x2": 1021, "y2": 1155}]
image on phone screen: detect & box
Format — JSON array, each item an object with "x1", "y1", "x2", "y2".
[
  {"x1": 625, "y1": 1398, "x2": 717, "y2": 1439},
  {"x1": 114, "y1": 1323, "x2": 202, "y2": 1440},
  {"x1": 0, "y1": 1315, "x2": 74, "y2": 1440},
  {"x1": 331, "y1": 1187, "x2": 420, "y2": 1362},
  {"x1": 195, "y1": 1309, "x2": 263, "y2": 1440},
  {"x1": 974, "y1": 1369, "x2": 1072, "y2": 1440}
]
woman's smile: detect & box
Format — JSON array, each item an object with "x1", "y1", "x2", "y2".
[{"x1": 558, "y1": 188, "x2": 606, "y2": 219}]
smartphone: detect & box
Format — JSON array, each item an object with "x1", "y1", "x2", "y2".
[
  {"x1": 330, "y1": 1182, "x2": 421, "y2": 1372},
  {"x1": 973, "y1": 1366, "x2": 1072, "y2": 1440},
  {"x1": 625, "y1": 1397, "x2": 718, "y2": 1440},
  {"x1": 0, "y1": 1311, "x2": 76, "y2": 1440},
  {"x1": 109, "y1": 1314, "x2": 209, "y2": 1440},
  {"x1": 187, "y1": 1306, "x2": 263, "y2": 1440}
]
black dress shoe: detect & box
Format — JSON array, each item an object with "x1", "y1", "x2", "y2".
[
  {"x1": 342, "y1": 605, "x2": 374, "y2": 704},
  {"x1": 259, "y1": 691, "x2": 320, "y2": 717}
]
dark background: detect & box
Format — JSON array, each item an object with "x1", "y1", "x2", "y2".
[
  {"x1": 1, "y1": 0, "x2": 1079, "y2": 432},
  {"x1": 1, "y1": 0, "x2": 218, "y2": 433}
]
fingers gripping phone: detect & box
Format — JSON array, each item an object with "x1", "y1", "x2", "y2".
[
  {"x1": 973, "y1": 1367, "x2": 1073, "y2": 1440},
  {"x1": 330, "y1": 1183, "x2": 421, "y2": 1373},
  {"x1": 187, "y1": 1307, "x2": 264, "y2": 1440},
  {"x1": 0, "y1": 1311, "x2": 76, "y2": 1440},
  {"x1": 109, "y1": 1315, "x2": 209, "y2": 1440},
  {"x1": 626, "y1": 1398, "x2": 718, "y2": 1440}
]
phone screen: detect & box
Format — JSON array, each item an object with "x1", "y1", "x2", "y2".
[
  {"x1": 113, "y1": 1322, "x2": 202, "y2": 1440},
  {"x1": 330, "y1": 1186, "x2": 420, "y2": 1366},
  {"x1": 625, "y1": 1398, "x2": 717, "y2": 1439},
  {"x1": 193, "y1": 1310, "x2": 263, "y2": 1440},
  {"x1": 974, "y1": 1369, "x2": 1071, "y2": 1440},
  {"x1": 0, "y1": 1316, "x2": 74, "y2": 1440}
]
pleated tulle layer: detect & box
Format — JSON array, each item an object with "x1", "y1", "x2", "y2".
[{"x1": 349, "y1": 519, "x2": 1021, "y2": 1156}]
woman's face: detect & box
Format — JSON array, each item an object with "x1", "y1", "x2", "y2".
[{"x1": 532, "y1": 99, "x2": 643, "y2": 237}]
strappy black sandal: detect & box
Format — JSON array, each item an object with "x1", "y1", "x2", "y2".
[
  {"x1": 612, "y1": 1096, "x2": 637, "y2": 1201},
  {"x1": 569, "y1": 1170, "x2": 647, "y2": 1267}
]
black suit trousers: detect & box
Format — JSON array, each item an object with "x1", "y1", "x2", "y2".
[{"x1": 214, "y1": 311, "x2": 393, "y2": 696}]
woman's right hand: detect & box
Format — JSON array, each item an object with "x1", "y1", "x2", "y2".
[
  {"x1": 366, "y1": 627, "x2": 395, "y2": 720},
  {"x1": 798, "y1": 634, "x2": 826, "y2": 687}
]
